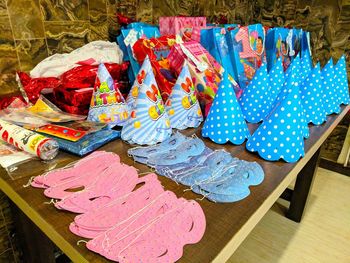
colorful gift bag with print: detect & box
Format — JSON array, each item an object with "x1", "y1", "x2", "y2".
[
  {"x1": 159, "y1": 17, "x2": 206, "y2": 40},
  {"x1": 200, "y1": 28, "x2": 236, "y2": 81},
  {"x1": 168, "y1": 41, "x2": 241, "y2": 116},
  {"x1": 226, "y1": 24, "x2": 266, "y2": 90},
  {"x1": 119, "y1": 26, "x2": 160, "y2": 83}
]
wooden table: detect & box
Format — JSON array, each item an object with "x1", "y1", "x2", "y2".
[{"x1": 1, "y1": 105, "x2": 349, "y2": 263}]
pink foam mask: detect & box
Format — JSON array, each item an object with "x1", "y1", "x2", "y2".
[
  {"x1": 85, "y1": 191, "x2": 181, "y2": 254},
  {"x1": 32, "y1": 151, "x2": 120, "y2": 188},
  {"x1": 102, "y1": 200, "x2": 206, "y2": 263},
  {"x1": 55, "y1": 164, "x2": 140, "y2": 213},
  {"x1": 43, "y1": 161, "x2": 124, "y2": 200},
  {"x1": 70, "y1": 174, "x2": 165, "y2": 239}
]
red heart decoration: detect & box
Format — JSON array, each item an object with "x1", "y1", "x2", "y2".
[
  {"x1": 181, "y1": 83, "x2": 190, "y2": 93},
  {"x1": 146, "y1": 90, "x2": 157, "y2": 102}
]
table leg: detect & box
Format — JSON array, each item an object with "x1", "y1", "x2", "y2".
[
  {"x1": 285, "y1": 148, "x2": 321, "y2": 222},
  {"x1": 10, "y1": 201, "x2": 56, "y2": 263}
]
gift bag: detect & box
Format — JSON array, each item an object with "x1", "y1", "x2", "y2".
[
  {"x1": 119, "y1": 25, "x2": 160, "y2": 83},
  {"x1": 168, "y1": 41, "x2": 240, "y2": 116},
  {"x1": 265, "y1": 27, "x2": 306, "y2": 72},
  {"x1": 159, "y1": 17, "x2": 206, "y2": 40},
  {"x1": 200, "y1": 28, "x2": 235, "y2": 81},
  {"x1": 226, "y1": 24, "x2": 266, "y2": 90},
  {"x1": 132, "y1": 35, "x2": 177, "y2": 100}
]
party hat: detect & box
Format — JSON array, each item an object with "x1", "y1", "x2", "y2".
[
  {"x1": 300, "y1": 49, "x2": 312, "y2": 81},
  {"x1": 246, "y1": 85, "x2": 305, "y2": 163},
  {"x1": 125, "y1": 57, "x2": 152, "y2": 110},
  {"x1": 88, "y1": 63, "x2": 129, "y2": 127},
  {"x1": 322, "y1": 58, "x2": 341, "y2": 115},
  {"x1": 285, "y1": 55, "x2": 301, "y2": 87},
  {"x1": 121, "y1": 58, "x2": 172, "y2": 145},
  {"x1": 267, "y1": 57, "x2": 285, "y2": 106},
  {"x1": 165, "y1": 62, "x2": 203, "y2": 129},
  {"x1": 333, "y1": 55, "x2": 350, "y2": 105},
  {"x1": 281, "y1": 57, "x2": 309, "y2": 138},
  {"x1": 202, "y1": 71, "x2": 250, "y2": 145},
  {"x1": 239, "y1": 63, "x2": 272, "y2": 123},
  {"x1": 300, "y1": 63, "x2": 326, "y2": 125}
]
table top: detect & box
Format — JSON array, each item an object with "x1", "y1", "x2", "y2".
[{"x1": 1, "y1": 105, "x2": 348, "y2": 263}]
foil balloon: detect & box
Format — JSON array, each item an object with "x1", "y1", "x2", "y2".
[
  {"x1": 88, "y1": 63, "x2": 129, "y2": 127},
  {"x1": 165, "y1": 62, "x2": 203, "y2": 129}
]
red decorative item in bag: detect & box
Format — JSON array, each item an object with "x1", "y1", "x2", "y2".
[
  {"x1": 132, "y1": 36, "x2": 177, "y2": 100},
  {"x1": 17, "y1": 72, "x2": 60, "y2": 104},
  {"x1": 116, "y1": 13, "x2": 135, "y2": 27}
]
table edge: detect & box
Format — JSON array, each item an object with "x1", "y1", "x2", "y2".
[{"x1": 212, "y1": 105, "x2": 350, "y2": 263}]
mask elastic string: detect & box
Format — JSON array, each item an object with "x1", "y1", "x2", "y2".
[
  {"x1": 23, "y1": 176, "x2": 35, "y2": 188},
  {"x1": 77, "y1": 240, "x2": 88, "y2": 246},
  {"x1": 43, "y1": 199, "x2": 57, "y2": 205}
]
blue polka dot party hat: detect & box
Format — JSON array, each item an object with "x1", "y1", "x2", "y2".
[
  {"x1": 322, "y1": 58, "x2": 341, "y2": 115},
  {"x1": 202, "y1": 71, "x2": 250, "y2": 145},
  {"x1": 121, "y1": 59, "x2": 172, "y2": 145},
  {"x1": 300, "y1": 48, "x2": 312, "y2": 81},
  {"x1": 246, "y1": 84, "x2": 305, "y2": 163},
  {"x1": 88, "y1": 63, "x2": 129, "y2": 127},
  {"x1": 300, "y1": 63, "x2": 326, "y2": 125},
  {"x1": 239, "y1": 63, "x2": 271, "y2": 123},
  {"x1": 267, "y1": 57, "x2": 285, "y2": 107},
  {"x1": 165, "y1": 62, "x2": 203, "y2": 130},
  {"x1": 126, "y1": 56, "x2": 152, "y2": 110},
  {"x1": 333, "y1": 55, "x2": 350, "y2": 106},
  {"x1": 285, "y1": 55, "x2": 302, "y2": 87}
]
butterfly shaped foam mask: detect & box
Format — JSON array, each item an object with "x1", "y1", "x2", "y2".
[
  {"x1": 127, "y1": 132, "x2": 187, "y2": 164},
  {"x1": 333, "y1": 54, "x2": 350, "y2": 106},
  {"x1": 267, "y1": 57, "x2": 285, "y2": 107},
  {"x1": 85, "y1": 191, "x2": 182, "y2": 254},
  {"x1": 31, "y1": 151, "x2": 119, "y2": 189},
  {"x1": 70, "y1": 174, "x2": 165, "y2": 239},
  {"x1": 300, "y1": 63, "x2": 327, "y2": 125},
  {"x1": 321, "y1": 58, "x2": 341, "y2": 115},
  {"x1": 165, "y1": 62, "x2": 203, "y2": 129},
  {"x1": 246, "y1": 81, "x2": 305, "y2": 163},
  {"x1": 146, "y1": 137, "x2": 206, "y2": 167},
  {"x1": 239, "y1": 63, "x2": 272, "y2": 123},
  {"x1": 121, "y1": 58, "x2": 172, "y2": 145},
  {"x1": 125, "y1": 56, "x2": 152, "y2": 110},
  {"x1": 87, "y1": 63, "x2": 129, "y2": 127},
  {"x1": 95, "y1": 199, "x2": 205, "y2": 263},
  {"x1": 54, "y1": 164, "x2": 141, "y2": 214},
  {"x1": 202, "y1": 71, "x2": 250, "y2": 145}
]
